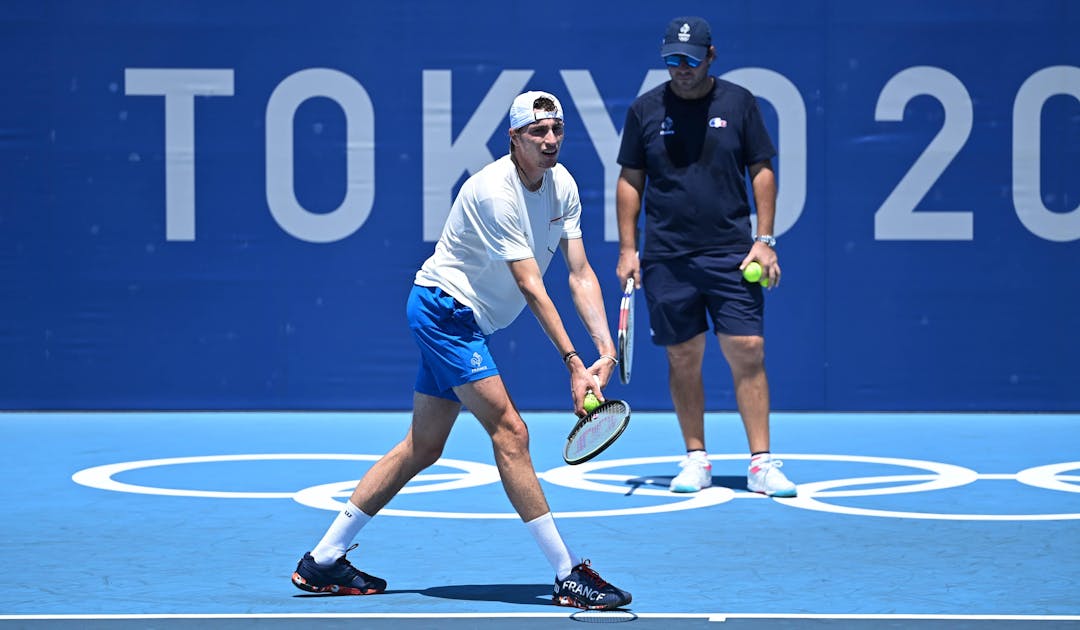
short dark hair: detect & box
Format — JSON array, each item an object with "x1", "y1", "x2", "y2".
[
  {"x1": 530, "y1": 96, "x2": 557, "y2": 115},
  {"x1": 511, "y1": 96, "x2": 561, "y2": 152}
]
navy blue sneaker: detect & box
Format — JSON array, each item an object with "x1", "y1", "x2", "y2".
[
  {"x1": 553, "y1": 560, "x2": 632, "y2": 610},
  {"x1": 291, "y1": 546, "x2": 386, "y2": 595}
]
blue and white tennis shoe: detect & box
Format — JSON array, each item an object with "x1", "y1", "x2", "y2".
[
  {"x1": 553, "y1": 560, "x2": 632, "y2": 610},
  {"x1": 291, "y1": 545, "x2": 386, "y2": 595}
]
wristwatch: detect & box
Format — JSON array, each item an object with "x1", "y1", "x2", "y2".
[{"x1": 754, "y1": 234, "x2": 777, "y2": 248}]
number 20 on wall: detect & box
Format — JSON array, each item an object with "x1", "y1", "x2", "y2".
[{"x1": 872, "y1": 65, "x2": 1079, "y2": 243}]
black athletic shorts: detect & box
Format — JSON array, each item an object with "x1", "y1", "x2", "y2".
[{"x1": 641, "y1": 251, "x2": 764, "y2": 346}]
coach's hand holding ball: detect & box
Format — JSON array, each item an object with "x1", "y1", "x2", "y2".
[
  {"x1": 742, "y1": 261, "x2": 762, "y2": 282},
  {"x1": 742, "y1": 261, "x2": 771, "y2": 287}
]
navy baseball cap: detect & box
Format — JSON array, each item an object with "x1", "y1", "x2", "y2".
[{"x1": 660, "y1": 16, "x2": 712, "y2": 62}]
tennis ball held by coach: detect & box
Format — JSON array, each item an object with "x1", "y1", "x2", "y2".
[{"x1": 742, "y1": 262, "x2": 763, "y2": 283}]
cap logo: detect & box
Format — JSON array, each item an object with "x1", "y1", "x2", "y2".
[{"x1": 678, "y1": 23, "x2": 691, "y2": 42}]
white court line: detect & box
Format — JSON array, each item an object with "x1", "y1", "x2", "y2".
[
  {"x1": 710, "y1": 614, "x2": 1080, "y2": 621},
  {"x1": 3, "y1": 613, "x2": 1080, "y2": 621},
  {"x1": 0, "y1": 613, "x2": 677, "y2": 620}
]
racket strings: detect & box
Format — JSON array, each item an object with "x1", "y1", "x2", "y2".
[
  {"x1": 594, "y1": 401, "x2": 628, "y2": 420},
  {"x1": 564, "y1": 400, "x2": 631, "y2": 465}
]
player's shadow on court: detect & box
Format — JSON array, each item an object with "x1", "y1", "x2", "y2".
[
  {"x1": 409, "y1": 583, "x2": 552, "y2": 605},
  {"x1": 625, "y1": 475, "x2": 748, "y2": 493},
  {"x1": 294, "y1": 584, "x2": 552, "y2": 606}
]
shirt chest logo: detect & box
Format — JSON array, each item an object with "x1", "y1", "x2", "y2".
[{"x1": 659, "y1": 115, "x2": 728, "y2": 136}]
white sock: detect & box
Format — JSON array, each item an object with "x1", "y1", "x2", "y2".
[
  {"x1": 310, "y1": 501, "x2": 372, "y2": 566},
  {"x1": 688, "y1": 450, "x2": 709, "y2": 460},
  {"x1": 525, "y1": 512, "x2": 578, "y2": 580}
]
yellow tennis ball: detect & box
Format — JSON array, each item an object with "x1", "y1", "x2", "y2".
[
  {"x1": 742, "y1": 262, "x2": 763, "y2": 283},
  {"x1": 760, "y1": 277, "x2": 770, "y2": 287},
  {"x1": 583, "y1": 392, "x2": 601, "y2": 413}
]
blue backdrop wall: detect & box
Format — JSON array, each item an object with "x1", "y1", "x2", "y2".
[{"x1": 2, "y1": 1, "x2": 1077, "y2": 411}]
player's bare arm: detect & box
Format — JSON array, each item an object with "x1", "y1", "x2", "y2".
[
  {"x1": 559, "y1": 237, "x2": 617, "y2": 389},
  {"x1": 507, "y1": 257, "x2": 595, "y2": 414}
]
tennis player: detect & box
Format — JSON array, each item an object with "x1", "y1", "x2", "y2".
[{"x1": 291, "y1": 91, "x2": 631, "y2": 610}]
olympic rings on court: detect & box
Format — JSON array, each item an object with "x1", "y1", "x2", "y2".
[
  {"x1": 70, "y1": 453, "x2": 1080, "y2": 521},
  {"x1": 770, "y1": 455, "x2": 1080, "y2": 521},
  {"x1": 70, "y1": 453, "x2": 734, "y2": 519}
]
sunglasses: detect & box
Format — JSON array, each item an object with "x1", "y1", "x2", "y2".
[{"x1": 664, "y1": 54, "x2": 702, "y2": 68}]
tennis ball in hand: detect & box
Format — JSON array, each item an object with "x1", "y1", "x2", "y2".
[
  {"x1": 742, "y1": 261, "x2": 763, "y2": 283},
  {"x1": 583, "y1": 392, "x2": 601, "y2": 413}
]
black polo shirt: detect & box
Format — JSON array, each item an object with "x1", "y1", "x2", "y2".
[{"x1": 618, "y1": 78, "x2": 776, "y2": 259}]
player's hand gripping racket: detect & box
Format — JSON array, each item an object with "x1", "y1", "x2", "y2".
[
  {"x1": 563, "y1": 398, "x2": 632, "y2": 465},
  {"x1": 617, "y1": 278, "x2": 635, "y2": 385}
]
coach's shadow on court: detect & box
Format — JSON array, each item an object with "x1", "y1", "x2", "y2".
[
  {"x1": 295, "y1": 584, "x2": 553, "y2": 606},
  {"x1": 626, "y1": 475, "x2": 748, "y2": 493}
]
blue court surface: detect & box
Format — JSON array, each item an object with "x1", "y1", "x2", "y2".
[{"x1": 2, "y1": 411, "x2": 1079, "y2": 629}]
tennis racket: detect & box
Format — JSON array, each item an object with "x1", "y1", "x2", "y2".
[
  {"x1": 563, "y1": 398, "x2": 632, "y2": 465},
  {"x1": 617, "y1": 278, "x2": 635, "y2": 385}
]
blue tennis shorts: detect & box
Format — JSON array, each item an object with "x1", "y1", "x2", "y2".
[
  {"x1": 641, "y1": 252, "x2": 764, "y2": 346},
  {"x1": 406, "y1": 284, "x2": 499, "y2": 401}
]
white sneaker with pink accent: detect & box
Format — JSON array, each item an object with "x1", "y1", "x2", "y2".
[
  {"x1": 747, "y1": 454, "x2": 797, "y2": 497},
  {"x1": 669, "y1": 453, "x2": 712, "y2": 493}
]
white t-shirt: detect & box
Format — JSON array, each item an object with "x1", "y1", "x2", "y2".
[{"x1": 415, "y1": 154, "x2": 583, "y2": 335}]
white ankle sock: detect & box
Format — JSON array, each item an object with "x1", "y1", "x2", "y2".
[
  {"x1": 525, "y1": 512, "x2": 578, "y2": 580},
  {"x1": 310, "y1": 501, "x2": 372, "y2": 566}
]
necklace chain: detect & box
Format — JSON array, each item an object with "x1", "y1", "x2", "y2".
[{"x1": 513, "y1": 156, "x2": 542, "y2": 191}]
